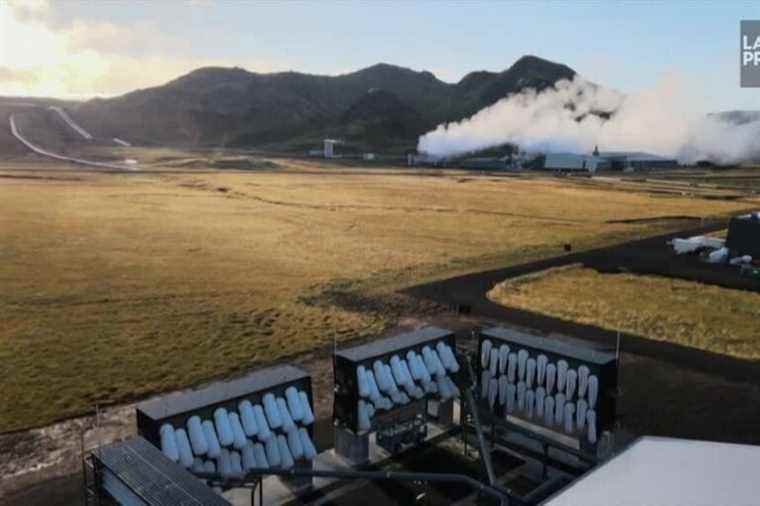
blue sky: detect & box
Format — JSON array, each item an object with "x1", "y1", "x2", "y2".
[{"x1": 2, "y1": 0, "x2": 759, "y2": 111}]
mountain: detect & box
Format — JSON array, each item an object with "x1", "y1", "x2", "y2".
[{"x1": 73, "y1": 55, "x2": 577, "y2": 150}]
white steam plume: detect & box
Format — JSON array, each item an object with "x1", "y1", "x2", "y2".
[{"x1": 418, "y1": 74, "x2": 760, "y2": 164}]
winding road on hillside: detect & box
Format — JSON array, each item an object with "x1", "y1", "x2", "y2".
[{"x1": 9, "y1": 111, "x2": 136, "y2": 170}]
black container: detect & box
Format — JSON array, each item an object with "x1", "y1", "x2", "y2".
[
  {"x1": 726, "y1": 214, "x2": 760, "y2": 258},
  {"x1": 477, "y1": 327, "x2": 618, "y2": 455},
  {"x1": 333, "y1": 326, "x2": 459, "y2": 434},
  {"x1": 137, "y1": 364, "x2": 314, "y2": 449}
]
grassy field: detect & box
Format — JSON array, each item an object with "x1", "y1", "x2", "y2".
[
  {"x1": 488, "y1": 266, "x2": 760, "y2": 359},
  {"x1": 1, "y1": 158, "x2": 757, "y2": 432}
]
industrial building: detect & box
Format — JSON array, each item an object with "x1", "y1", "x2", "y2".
[
  {"x1": 543, "y1": 153, "x2": 609, "y2": 173},
  {"x1": 542, "y1": 149, "x2": 678, "y2": 173}
]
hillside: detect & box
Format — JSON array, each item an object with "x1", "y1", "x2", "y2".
[{"x1": 72, "y1": 55, "x2": 577, "y2": 149}]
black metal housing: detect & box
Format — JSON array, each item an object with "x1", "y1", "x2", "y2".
[
  {"x1": 726, "y1": 214, "x2": 760, "y2": 258},
  {"x1": 477, "y1": 327, "x2": 618, "y2": 455},
  {"x1": 136, "y1": 364, "x2": 313, "y2": 450},
  {"x1": 91, "y1": 436, "x2": 231, "y2": 505},
  {"x1": 333, "y1": 326, "x2": 459, "y2": 434}
]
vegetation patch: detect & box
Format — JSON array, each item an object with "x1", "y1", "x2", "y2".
[
  {"x1": 0, "y1": 161, "x2": 757, "y2": 431},
  {"x1": 488, "y1": 266, "x2": 760, "y2": 359}
]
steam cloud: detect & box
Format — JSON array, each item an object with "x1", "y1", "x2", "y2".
[{"x1": 418, "y1": 75, "x2": 760, "y2": 164}]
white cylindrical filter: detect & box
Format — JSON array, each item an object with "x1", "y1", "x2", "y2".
[
  {"x1": 517, "y1": 349, "x2": 529, "y2": 381},
  {"x1": 409, "y1": 385, "x2": 424, "y2": 399},
  {"x1": 554, "y1": 393, "x2": 566, "y2": 426},
  {"x1": 252, "y1": 405, "x2": 272, "y2": 442},
  {"x1": 276, "y1": 397, "x2": 296, "y2": 433},
  {"x1": 187, "y1": 416, "x2": 208, "y2": 456},
  {"x1": 229, "y1": 413, "x2": 247, "y2": 450},
  {"x1": 498, "y1": 344, "x2": 509, "y2": 375},
  {"x1": 299, "y1": 391, "x2": 315, "y2": 425},
  {"x1": 564, "y1": 403, "x2": 575, "y2": 434},
  {"x1": 421, "y1": 346, "x2": 440, "y2": 378},
  {"x1": 422, "y1": 379, "x2": 436, "y2": 395},
  {"x1": 366, "y1": 402, "x2": 375, "y2": 418},
  {"x1": 406, "y1": 350, "x2": 422, "y2": 380},
  {"x1": 203, "y1": 460, "x2": 216, "y2": 473},
  {"x1": 588, "y1": 375, "x2": 599, "y2": 409},
  {"x1": 537, "y1": 354, "x2": 548, "y2": 386},
  {"x1": 202, "y1": 421, "x2": 221, "y2": 459},
  {"x1": 242, "y1": 442, "x2": 256, "y2": 471},
  {"x1": 488, "y1": 348, "x2": 499, "y2": 377},
  {"x1": 357, "y1": 365, "x2": 371, "y2": 398},
  {"x1": 230, "y1": 451, "x2": 243, "y2": 474},
  {"x1": 566, "y1": 369, "x2": 577, "y2": 400},
  {"x1": 277, "y1": 435, "x2": 294, "y2": 469},
  {"x1": 481, "y1": 370, "x2": 491, "y2": 399},
  {"x1": 526, "y1": 389, "x2": 535, "y2": 418},
  {"x1": 384, "y1": 364, "x2": 400, "y2": 393},
  {"x1": 160, "y1": 424, "x2": 179, "y2": 463},
  {"x1": 498, "y1": 375, "x2": 508, "y2": 405},
  {"x1": 239, "y1": 400, "x2": 259, "y2": 437},
  {"x1": 175, "y1": 429, "x2": 194, "y2": 468},
  {"x1": 366, "y1": 370, "x2": 381, "y2": 402},
  {"x1": 507, "y1": 353, "x2": 517, "y2": 383},
  {"x1": 487, "y1": 378, "x2": 498, "y2": 409},
  {"x1": 578, "y1": 365, "x2": 590, "y2": 399},
  {"x1": 214, "y1": 408, "x2": 234, "y2": 447},
  {"x1": 390, "y1": 355, "x2": 409, "y2": 387},
  {"x1": 264, "y1": 436, "x2": 281, "y2": 467},
  {"x1": 263, "y1": 393, "x2": 283, "y2": 429},
  {"x1": 287, "y1": 428, "x2": 304, "y2": 460},
  {"x1": 517, "y1": 382, "x2": 526, "y2": 411},
  {"x1": 436, "y1": 341, "x2": 459, "y2": 373},
  {"x1": 253, "y1": 443, "x2": 269, "y2": 468},
  {"x1": 431, "y1": 348, "x2": 447, "y2": 378},
  {"x1": 373, "y1": 361, "x2": 389, "y2": 392},
  {"x1": 399, "y1": 360, "x2": 416, "y2": 394},
  {"x1": 576, "y1": 399, "x2": 588, "y2": 430},
  {"x1": 536, "y1": 387, "x2": 546, "y2": 418},
  {"x1": 506, "y1": 384, "x2": 516, "y2": 414},
  {"x1": 218, "y1": 448, "x2": 232, "y2": 477},
  {"x1": 545, "y1": 363, "x2": 556, "y2": 394},
  {"x1": 285, "y1": 386, "x2": 305, "y2": 422},
  {"x1": 526, "y1": 358, "x2": 536, "y2": 389},
  {"x1": 390, "y1": 390, "x2": 404, "y2": 405},
  {"x1": 356, "y1": 400, "x2": 372, "y2": 431},
  {"x1": 587, "y1": 410, "x2": 597, "y2": 444},
  {"x1": 544, "y1": 396, "x2": 555, "y2": 425},
  {"x1": 299, "y1": 428, "x2": 317, "y2": 460},
  {"x1": 557, "y1": 360, "x2": 568, "y2": 394},
  {"x1": 481, "y1": 339, "x2": 493, "y2": 369},
  {"x1": 409, "y1": 351, "x2": 431, "y2": 384},
  {"x1": 444, "y1": 376, "x2": 460, "y2": 398}
]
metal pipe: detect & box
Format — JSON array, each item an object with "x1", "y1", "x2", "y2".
[
  {"x1": 194, "y1": 467, "x2": 511, "y2": 503},
  {"x1": 463, "y1": 353, "x2": 498, "y2": 489}
]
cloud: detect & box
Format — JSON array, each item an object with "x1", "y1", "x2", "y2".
[{"x1": 0, "y1": 0, "x2": 282, "y2": 98}]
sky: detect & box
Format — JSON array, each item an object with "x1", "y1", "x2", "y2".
[{"x1": 1, "y1": 0, "x2": 759, "y2": 112}]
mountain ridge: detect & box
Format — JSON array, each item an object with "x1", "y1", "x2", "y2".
[{"x1": 73, "y1": 55, "x2": 577, "y2": 149}]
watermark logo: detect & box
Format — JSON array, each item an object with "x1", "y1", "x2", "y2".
[{"x1": 741, "y1": 20, "x2": 760, "y2": 87}]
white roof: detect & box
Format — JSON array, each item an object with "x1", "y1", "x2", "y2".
[{"x1": 543, "y1": 436, "x2": 760, "y2": 506}]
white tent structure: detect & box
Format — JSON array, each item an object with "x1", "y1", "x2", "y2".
[{"x1": 543, "y1": 436, "x2": 760, "y2": 506}]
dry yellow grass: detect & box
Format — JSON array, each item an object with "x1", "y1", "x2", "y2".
[
  {"x1": 488, "y1": 266, "x2": 760, "y2": 359},
  {"x1": 0, "y1": 159, "x2": 756, "y2": 431}
]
